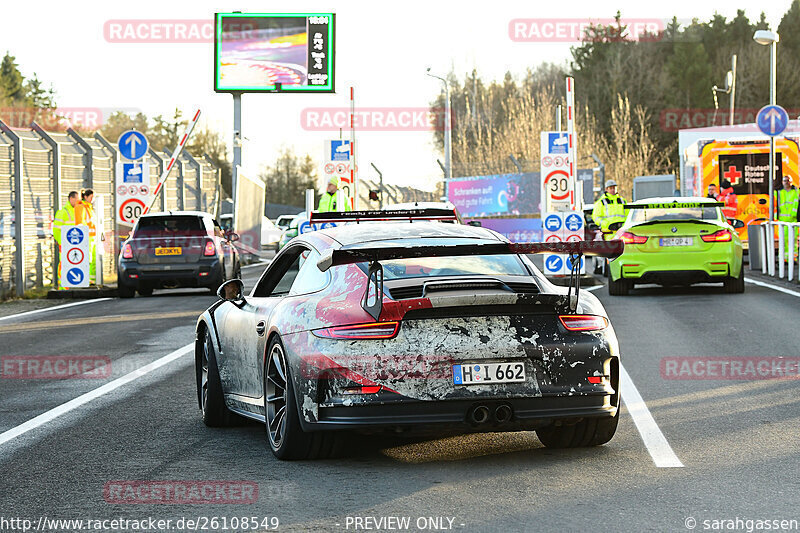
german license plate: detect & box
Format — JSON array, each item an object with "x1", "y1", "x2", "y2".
[
  {"x1": 659, "y1": 237, "x2": 693, "y2": 247},
  {"x1": 155, "y1": 247, "x2": 182, "y2": 256},
  {"x1": 453, "y1": 362, "x2": 525, "y2": 385}
]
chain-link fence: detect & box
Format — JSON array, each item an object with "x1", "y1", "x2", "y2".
[{"x1": 0, "y1": 120, "x2": 221, "y2": 298}]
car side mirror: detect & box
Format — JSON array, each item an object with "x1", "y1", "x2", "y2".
[
  {"x1": 467, "y1": 220, "x2": 482, "y2": 227},
  {"x1": 727, "y1": 218, "x2": 745, "y2": 229},
  {"x1": 217, "y1": 279, "x2": 245, "y2": 302},
  {"x1": 226, "y1": 231, "x2": 240, "y2": 242}
]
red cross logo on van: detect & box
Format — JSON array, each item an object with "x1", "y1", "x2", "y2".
[{"x1": 723, "y1": 165, "x2": 742, "y2": 185}]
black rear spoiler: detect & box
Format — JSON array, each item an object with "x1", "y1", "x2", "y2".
[
  {"x1": 625, "y1": 202, "x2": 724, "y2": 209},
  {"x1": 317, "y1": 240, "x2": 624, "y2": 272},
  {"x1": 309, "y1": 208, "x2": 458, "y2": 224}
]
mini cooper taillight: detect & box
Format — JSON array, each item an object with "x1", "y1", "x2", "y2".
[
  {"x1": 313, "y1": 321, "x2": 400, "y2": 340},
  {"x1": 701, "y1": 229, "x2": 733, "y2": 242},
  {"x1": 618, "y1": 231, "x2": 648, "y2": 244},
  {"x1": 122, "y1": 243, "x2": 133, "y2": 259},
  {"x1": 203, "y1": 240, "x2": 216, "y2": 256},
  {"x1": 559, "y1": 315, "x2": 608, "y2": 331}
]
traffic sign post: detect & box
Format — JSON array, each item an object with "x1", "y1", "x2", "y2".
[
  {"x1": 541, "y1": 131, "x2": 575, "y2": 212},
  {"x1": 115, "y1": 161, "x2": 151, "y2": 227},
  {"x1": 60, "y1": 225, "x2": 90, "y2": 288},
  {"x1": 541, "y1": 211, "x2": 585, "y2": 276},
  {"x1": 323, "y1": 140, "x2": 354, "y2": 210},
  {"x1": 757, "y1": 104, "x2": 789, "y2": 222}
]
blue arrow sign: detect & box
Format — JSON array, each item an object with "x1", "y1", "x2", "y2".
[
  {"x1": 545, "y1": 255, "x2": 563, "y2": 273},
  {"x1": 66, "y1": 268, "x2": 84, "y2": 285},
  {"x1": 756, "y1": 105, "x2": 789, "y2": 136},
  {"x1": 118, "y1": 130, "x2": 149, "y2": 160},
  {"x1": 65, "y1": 227, "x2": 85, "y2": 245}
]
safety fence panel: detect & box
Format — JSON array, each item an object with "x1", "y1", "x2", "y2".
[
  {"x1": 0, "y1": 130, "x2": 15, "y2": 298},
  {"x1": 19, "y1": 130, "x2": 55, "y2": 291},
  {"x1": 162, "y1": 150, "x2": 182, "y2": 211},
  {"x1": 200, "y1": 157, "x2": 219, "y2": 216},
  {"x1": 758, "y1": 222, "x2": 800, "y2": 282},
  {"x1": 84, "y1": 136, "x2": 117, "y2": 284}
]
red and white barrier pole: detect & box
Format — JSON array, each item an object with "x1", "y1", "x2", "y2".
[
  {"x1": 350, "y1": 86, "x2": 357, "y2": 210},
  {"x1": 145, "y1": 109, "x2": 202, "y2": 214},
  {"x1": 566, "y1": 77, "x2": 577, "y2": 210}
]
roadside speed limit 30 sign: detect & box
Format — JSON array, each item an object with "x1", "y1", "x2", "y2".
[
  {"x1": 115, "y1": 161, "x2": 151, "y2": 226},
  {"x1": 119, "y1": 198, "x2": 146, "y2": 224}
]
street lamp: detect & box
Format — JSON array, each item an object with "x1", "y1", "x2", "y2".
[
  {"x1": 426, "y1": 68, "x2": 452, "y2": 181},
  {"x1": 754, "y1": 29, "x2": 779, "y2": 221}
]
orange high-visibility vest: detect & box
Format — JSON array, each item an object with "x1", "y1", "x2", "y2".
[{"x1": 75, "y1": 201, "x2": 96, "y2": 236}]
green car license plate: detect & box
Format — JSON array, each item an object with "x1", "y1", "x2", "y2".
[{"x1": 659, "y1": 237, "x2": 693, "y2": 247}]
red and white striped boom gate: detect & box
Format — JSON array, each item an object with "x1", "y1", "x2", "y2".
[{"x1": 144, "y1": 109, "x2": 202, "y2": 214}]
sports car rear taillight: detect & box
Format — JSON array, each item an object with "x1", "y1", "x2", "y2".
[
  {"x1": 618, "y1": 232, "x2": 648, "y2": 244},
  {"x1": 313, "y1": 321, "x2": 400, "y2": 340},
  {"x1": 559, "y1": 315, "x2": 608, "y2": 331},
  {"x1": 342, "y1": 385, "x2": 382, "y2": 395},
  {"x1": 122, "y1": 243, "x2": 133, "y2": 259},
  {"x1": 701, "y1": 229, "x2": 733, "y2": 242},
  {"x1": 203, "y1": 240, "x2": 216, "y2": 256}
]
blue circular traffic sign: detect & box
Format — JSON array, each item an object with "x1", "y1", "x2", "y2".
[
  {"x1": 756, "y1": 105, "x2": 789, "y2": 137},
  {"x1": 544, "y1": 255, "x2": 563, "y2": 273},
  {"x1": 65, "y1": 227, "x2": 85, "y2": 245},
  {"x1": 118, "y1": 130, "x2": 149, "y2": 160},
  {"x1": 544, "y1": 214, "x2": 562, "y2": 232},
  {"x1": 66, "y1": 268, "x2": 84, "y2": 285}
]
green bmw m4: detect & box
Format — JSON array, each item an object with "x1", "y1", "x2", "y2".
[{"x1": 608, "y1": 197, "x2": 744, "y2": 296}]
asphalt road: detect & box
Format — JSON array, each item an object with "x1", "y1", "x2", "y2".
[{"x1": 1, "y1": 267, "x2": 799, "y2": 533}]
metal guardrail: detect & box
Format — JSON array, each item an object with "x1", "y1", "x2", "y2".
[{"x1": 757, "y1": 221, "x2": 800, "y2": 281}]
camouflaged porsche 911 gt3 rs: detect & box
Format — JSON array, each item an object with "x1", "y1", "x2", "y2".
[{"x1": 194, "y1": 210, "x2": 624, "y2": 460}]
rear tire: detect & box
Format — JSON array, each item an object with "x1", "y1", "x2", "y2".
[
  {"x1": 118, "y1": 285, "x2": 135, "y2": 298},
  {"x1": 537, "y1": 409, "x2": 620, "y2": 448},
  {"x1": 265, "y1": 336, "x2": 342, "y2": 460},
  {"x1": 724, "y1": 265, "x2": 745, "y2": 294},
  {"x1": 608, "y1": 276, "x2": 631, "y2": 296},
  {"x1": 137, "y1": 286, "x2": 153, "y2": 297}
]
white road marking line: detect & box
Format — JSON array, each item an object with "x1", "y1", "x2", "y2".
[
  {"x1": 584, "y1": 285, "x2": 604, "y2": 292},
  {"x1": 745, "y1": 277, "x2": 800, "y2": 298},
  {"x1": 0, "y1": 298, "x2": 111, "y2": 323},
  {"x1": 0, "y1": 343, "x2": 193, "y2": 448},
  {"x1": 620, "y1": 363, "x2": 684, "y2": 468}
]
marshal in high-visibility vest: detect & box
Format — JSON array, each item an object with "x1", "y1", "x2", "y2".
[
  {"x1": 592, "y1": 179, "x2": 627, "y2": 240},
  {"x1": 776, "y1": 176, "x2": 800, "y2": 249},
  {"x1": 317, "y1": 176, "x2": 352, "y2": 212}
]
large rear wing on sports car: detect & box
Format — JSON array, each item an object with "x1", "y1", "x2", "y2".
[
  {"x1": 318, "y1": 239, "x2": 624, "y2": 319},
  {"x1": 316, "y1": 240, "x2": 624, "y2": 272},
  {"x1": 309, "y1": 208, "x2": 459, "y2": 224},
  {"x1": 625, "y1": 201, "x2": 724, "y2": 209}
]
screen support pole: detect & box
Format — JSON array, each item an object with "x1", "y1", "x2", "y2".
[{"x1": 232, "y1": 92, "x2": 242, "y2": 211}]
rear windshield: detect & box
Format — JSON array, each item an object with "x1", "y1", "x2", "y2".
[
  {"x1": 348, "y1": 238, "x2": 529, "y2": 280},
  {"x1": 629, "y1": 207, "x2": 720, "y2": 223},
  {"x1": 134, "y1": 216, "x2": 207, "y2": 237},
  {"x1": 378, "y1": 255, "x2": 529, "y2": 280}
]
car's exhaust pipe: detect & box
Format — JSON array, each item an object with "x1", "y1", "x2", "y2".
[
  {"x1": 494, "y1": 404, "x2": 512, "y2": 424},
  {"x1": 470, "y1": 405, "x2": 490, "y2": 424}
]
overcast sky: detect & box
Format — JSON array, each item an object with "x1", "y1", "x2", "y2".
[{"x1": 1, "y1": 0, "x2": 794, "y2": 192}]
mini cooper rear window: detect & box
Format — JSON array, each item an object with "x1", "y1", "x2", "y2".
[{"x1": 134, "y1": 216, "x2": 207, "y2": 237}]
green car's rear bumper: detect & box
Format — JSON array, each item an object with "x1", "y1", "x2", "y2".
[{"x1": 609, "y1": 242, "x2": 742, "y2": 285}]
